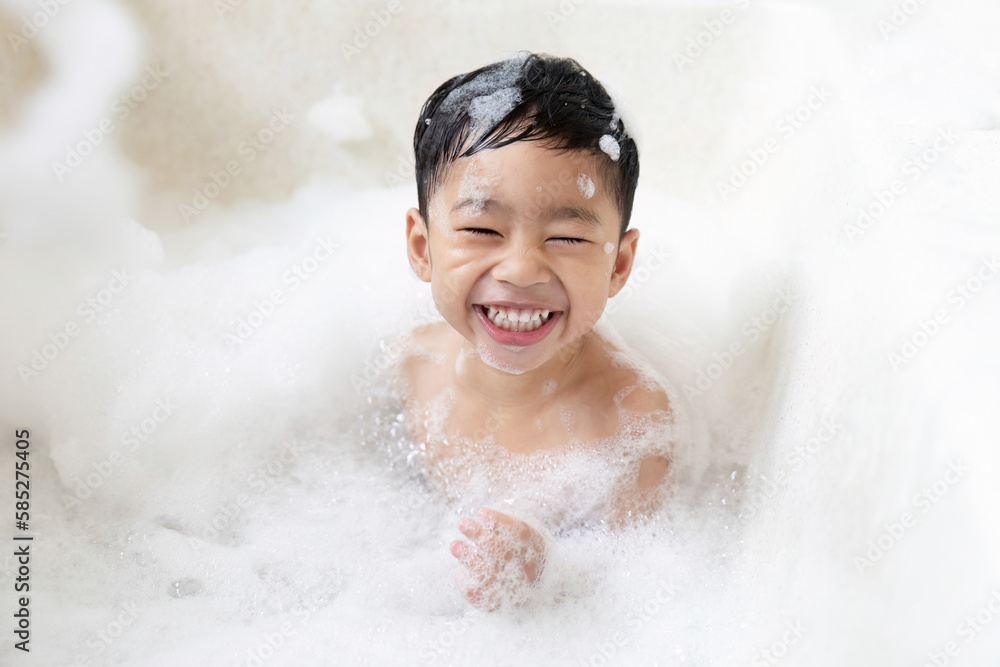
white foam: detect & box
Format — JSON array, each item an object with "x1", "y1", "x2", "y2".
[
  {"x1": 577, "y1": 172, "x2": 596, "y2": 199},
  {"x1": 454, "y1": 158, "x2": 499, "y2": 216},
  {"x1": 599, "y1": 134, "x2": 620, "y2": 161},
  {"x1": 441, "y1": 55, "x2": 526, "y2": 140},
  {"x1": 468, "y1": 87, "x2": 522, "y2": 136},
  {"x1": 474, "y1": 341, "x2": 525, "y2": 375},
  {"x1": 306, "y1": 93, "x2": 372, "y2": 142},
  {"x1": 3, "y1": 4, "x2": 999, "y2": 666}
]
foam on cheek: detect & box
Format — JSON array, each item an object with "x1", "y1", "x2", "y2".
[{"x1": 604, "y1": 242, "x2": 614, "y2": 255}]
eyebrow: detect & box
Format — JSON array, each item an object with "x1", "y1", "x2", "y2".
[
  {"x1": 451, "y1": 198, "x2": 604, "y2": 230},
  {"x1": 539, "y1": 205, "x2": 603, "y2": 229}
]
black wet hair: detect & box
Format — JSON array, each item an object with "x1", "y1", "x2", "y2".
[{"x1": 413, "y1": 52, "x2": 640, "y2": 240}]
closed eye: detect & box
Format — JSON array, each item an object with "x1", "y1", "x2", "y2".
[
  {"x1": 461, "y1": 228, "x2": 500, "y2": 237},
  {"x1": 550, "y1": 237, "x2": 587, "y2": 245}
]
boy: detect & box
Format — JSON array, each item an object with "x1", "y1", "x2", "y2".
[{"x1": 401, "y1": 52, "x2": 672, "y2": 611}]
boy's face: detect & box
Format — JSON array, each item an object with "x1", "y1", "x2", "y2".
[{"x1": 405, "y1": 141, "x2": 639, "y2": 375}]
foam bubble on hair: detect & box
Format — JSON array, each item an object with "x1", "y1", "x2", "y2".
[
  {"x1": 576, "y1": 173, "x2": 595, "y2": 199},
  {"x1": 468, "y1": 87, "x2": 522, "y2": 136},
  {"x1": 598, "y1": 73, "x2": 643, "y2": 152},
  {"x1": 441, "y1": 55, "x2": 526, "y2": 138},
  {"x1": 599, "y1": 135, "x2": 620, "y2": 162}
]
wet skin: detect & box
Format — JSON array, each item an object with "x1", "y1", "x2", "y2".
[{"x1": 403, "y1": 141, "x2": 671, "y2": 610}]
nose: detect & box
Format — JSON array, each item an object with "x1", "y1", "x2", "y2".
[{"x1": 490, "y1": 238, "x2": 551, "y2": 287}]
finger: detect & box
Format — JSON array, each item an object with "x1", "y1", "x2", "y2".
[
  {"x1": 477, "y1": 507, "x2": 502, "y2": 530},
  {"x1": 456, "y1": 571, "x2": 497, "y2": 610},
  {"x1": 458, "y1": 517, "x2": 482, "y2": 540},
  {"x1": 479, "y1": 508, "x2": 538, "y2": 544},
  {"x1": 450, "y1": 539, "x2": 477, "y2": 566},
  {"x1": 452, "y1": 540, "x2": 492, "y2": 574}
]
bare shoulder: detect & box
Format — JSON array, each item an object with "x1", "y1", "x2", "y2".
[
  {"x1": 606, "y1": 362, "x2": 674, "y2": 513},
  {"x1": 400, "y1": 321, "x2": 453, "y2": 403},
  {"x1": 616, "y1": 381, "x2": 672, "y2": 420}
]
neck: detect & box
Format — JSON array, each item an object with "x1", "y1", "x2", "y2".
[{"x1": 454, "y1": 333, "x2": 594, "y2": 409}]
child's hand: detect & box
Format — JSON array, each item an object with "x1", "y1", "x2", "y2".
[{"x1": 449, "y1": 507, "x2": 547, "y2": 611}]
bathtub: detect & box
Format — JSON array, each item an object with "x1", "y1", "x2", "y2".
[{"x1": 1, "y1": 0, "x2": 999, "y2": 665}]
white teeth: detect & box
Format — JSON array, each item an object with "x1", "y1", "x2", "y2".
[{"x1": 481, "y1": 304, "x2": 555, "y2": 332}]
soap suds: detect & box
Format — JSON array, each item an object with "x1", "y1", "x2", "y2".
[
  {"x1": 467, "y1": 86, "x2": 522, "y2": 136},
  {"x1": 455, "y1": 159, "x2": 499, "y2": 217},
  {"x1": 440, "y1": 55, "x2": 526, "y2": 140},
  {"x1": 576, "y1": 173, "x2": 595, "y2": 199},
  {"x1": 475, "y1": 342, "x2": 525, "y2": 375},
  {"x1": 599, "y1": 135, "x2": 620, "y2": 161}
]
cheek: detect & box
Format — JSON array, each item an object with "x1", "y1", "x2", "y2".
[{"x1": 431, "y1": 256, "x2": 479, "y2": 310}]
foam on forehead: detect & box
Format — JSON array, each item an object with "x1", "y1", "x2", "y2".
[{"x1": 440, "y1": 55, "x2": 527, "y2": 139}]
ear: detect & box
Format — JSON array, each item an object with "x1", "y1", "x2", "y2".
[
  {"x1": 608, "y1": 228, "x2": 640, "y2": 298},
  {"x1": 405, "y1": 207, "x2": 432, "y2": 282}
]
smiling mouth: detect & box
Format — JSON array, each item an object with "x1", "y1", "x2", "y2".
[{"x1": 475, "y1": 304, "x2": 557, "y2": 333}]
